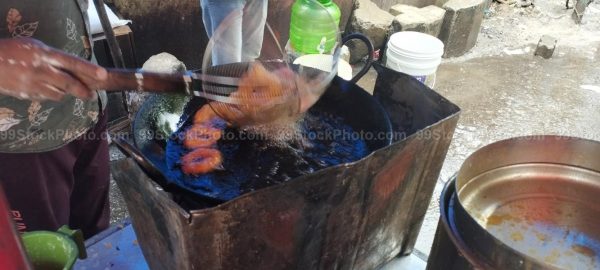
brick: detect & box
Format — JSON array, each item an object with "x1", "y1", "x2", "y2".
[
  {"x1": 347, "y1": 0, "x2": 395, "y2": 63},
  {"x1": 372, "y1": 0, "x2": 436, "y2": 10},
  {"x1": 390, "y1": 5, "x2": 446, "y2": 37},
  {"x1": 439, "y1": 0, "x2": 486, "y2": 57},
  {"x1": 389, "y1": 4, "x2": 420, "y2": 16},
  {"x1": 534, "y1": 35, "x2": 557, "y2": 59}
]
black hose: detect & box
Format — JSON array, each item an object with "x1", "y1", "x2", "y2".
[{"x1": 342, "y1": 33, "x2": 374, "y2": 84}]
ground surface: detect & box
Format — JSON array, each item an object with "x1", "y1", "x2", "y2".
[
  {"x1": 414, "y1": 0, "x2": 600, "y2": 257},
  {"x1": 108, "y1": 145, "x2": 128, "y2": 224},
  {"x1": 107, "y1": 0, "x2": 600, "y2": 264},
  {"x1": 357, "y1": 0, "x2": 600, "y2": 260}
]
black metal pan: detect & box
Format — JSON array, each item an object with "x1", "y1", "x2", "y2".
[{"x1": 122, "y1": 70, "x2": 392, "y2": 205}]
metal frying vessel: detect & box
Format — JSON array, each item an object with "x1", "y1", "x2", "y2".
[
  {"x1": 114, "y1": 63, "x2": 384, "y2": 206},
  {"x1": 95, "y1": 32, "x2": 372, "y2": 127},
  {"x1": 110, "y1": 64, "x2": 461, "y2": 270},
  {"x1": 453, "y1": 136, "x2": 600, "y2": 269}
]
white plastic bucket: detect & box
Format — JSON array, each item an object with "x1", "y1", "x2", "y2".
[{"x1": 385, "y1": 31, "x2": 444, "y2": 87}]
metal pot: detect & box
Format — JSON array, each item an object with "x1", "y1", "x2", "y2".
[{"x1": 428, "y1": 136, "x2": 600, "y2": 270}]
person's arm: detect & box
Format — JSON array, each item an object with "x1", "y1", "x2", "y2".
[{"x1": 0, "y1": 38, "x2": 107, "y2": 101}]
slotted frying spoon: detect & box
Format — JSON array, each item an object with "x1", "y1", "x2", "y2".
[
  {"x1": 97, "y1": 60, "x2": 325, "y2": 126},
  {"x1": 97, "y1": 0, "x2": 341, "y2": 127}
]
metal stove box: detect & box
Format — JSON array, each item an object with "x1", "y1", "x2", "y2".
[{"x1": 111, "y1": 63, "x2": 460, "y2": 270}]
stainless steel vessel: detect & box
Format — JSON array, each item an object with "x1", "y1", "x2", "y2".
[{"x1": 429, "y1": 136, "x2": 600, "y2": 270}]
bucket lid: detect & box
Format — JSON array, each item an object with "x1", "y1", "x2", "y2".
[{"x1": 388, "y1": 31, "x2": 444, "y2": 58}]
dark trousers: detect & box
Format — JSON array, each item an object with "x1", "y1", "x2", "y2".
[{"x1": 0, "y1": 113, "x2": 110, "y2": 239}]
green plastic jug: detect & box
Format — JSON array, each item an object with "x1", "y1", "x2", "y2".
[
  {"x1": 289, "y1": 0, "x2": 341, "y2": 55},
  {"x1": 21, "y1": 226, "x2": 87, "y2": 270}
]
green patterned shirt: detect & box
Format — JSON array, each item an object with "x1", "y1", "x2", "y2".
[{"x1": 0, "y1": 0, "x2": 105, "y2": 153}]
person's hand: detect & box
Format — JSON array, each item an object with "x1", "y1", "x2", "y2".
[{"x1": 0, "y1": 38, "x2": 108, "y2": 101}]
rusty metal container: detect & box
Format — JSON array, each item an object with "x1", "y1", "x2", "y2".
[{"x1": 111, "y1": 63, "x2": 460, "y2": 270}]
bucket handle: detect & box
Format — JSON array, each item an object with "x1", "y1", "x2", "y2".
[{"x1": 341, "y1": 33, "x2": 374, "y2": 84}]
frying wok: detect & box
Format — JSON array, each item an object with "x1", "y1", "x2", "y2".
[{"x1": 121, "y1": 69, "x2": 392, "y2": 205}]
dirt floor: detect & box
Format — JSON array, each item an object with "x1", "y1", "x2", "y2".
[
  {"x1": 108, "y1": 145, "x2": 128, "y2": 224},
  {"x1": 454, "y1": 0, "x2": 600, "y2": 62},
  {"x1": 414, "y1": 0, "x2": 600, "y2": 257},
  {"x1": 357, "y1": 0, "x2": 600, "y2": 262},
  {"x1": 107, "y1": 0, "x2": 600, "y2": 264}
]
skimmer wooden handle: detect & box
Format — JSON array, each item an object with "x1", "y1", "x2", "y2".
[{"x1": 99, "y1": 68, "x2": 193, "y2": 95}]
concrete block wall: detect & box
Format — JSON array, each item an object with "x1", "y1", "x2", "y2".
[{"x1": 347, "y1": 0, "x2": 486, "y2": 60}]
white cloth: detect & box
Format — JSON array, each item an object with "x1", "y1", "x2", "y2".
[{"x1": 87, "y1": 1, "x2": 131, "y2": 35}]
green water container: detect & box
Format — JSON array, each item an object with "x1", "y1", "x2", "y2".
[{"x1": 289, "y1": 0, "x2": 341, "y2": 55}]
